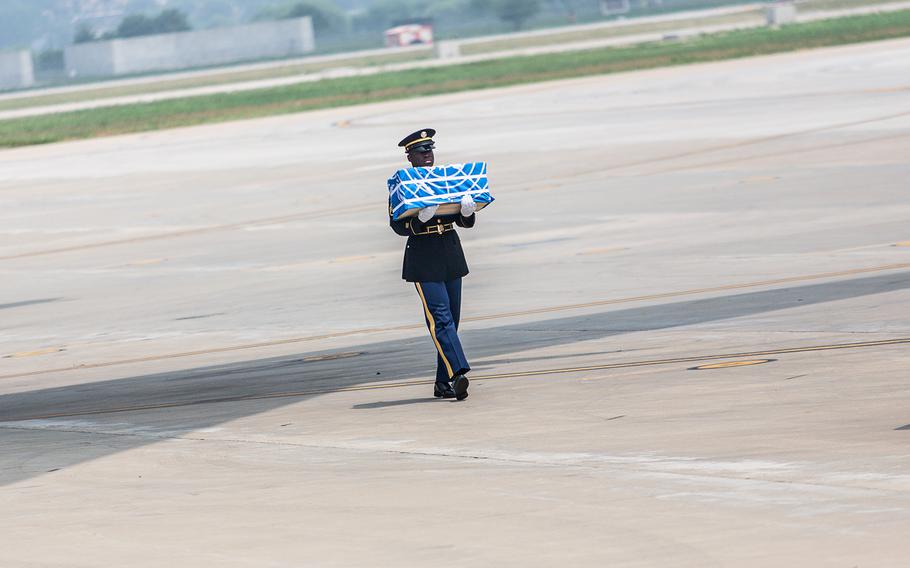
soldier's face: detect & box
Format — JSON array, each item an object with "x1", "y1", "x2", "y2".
[{"x1": 408, "y1": 149, "x2": 434, "y2": 167}]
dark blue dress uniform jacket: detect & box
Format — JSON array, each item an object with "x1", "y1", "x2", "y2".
[{"x1": 389, "y1": 208, "x2": 475, "y2": 282}]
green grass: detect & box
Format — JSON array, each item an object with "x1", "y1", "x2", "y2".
[
  {"x1": 0, "y1": 1, "x2": 901, "y2": 114},
  {"x1": 0, "y1": 7, "x2": 758, "y2": 113},
  {"x1": 799, "y1": 0, "x2": 909, "y2": 11},
  {"x1": 1, "y1": 10, "x2": 909, "y2": 148},
  {"x1": 0, "y1": 49, "x2": 434, "y2": 114}
]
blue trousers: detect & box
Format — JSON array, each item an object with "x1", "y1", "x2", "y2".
[{"x1": 415, "y1": 279, "x2": 471, "y2": 383}]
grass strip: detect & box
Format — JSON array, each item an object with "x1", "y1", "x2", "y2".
[
  {"x1": 800, "y1": 0, "x2": 910, "y2": 10},
  {"x1": 1, "y1": 10, "x2": 909, "y2": 148},
  {"x1": 0, "y1": 49, "x2": 434, "y2": 114}
]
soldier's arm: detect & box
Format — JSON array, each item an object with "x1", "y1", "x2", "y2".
[
  {"x1": 390, "y1": 205, "x2": 429, "y2": 236},
  {"x1": 390, "y1": 214, "x2": 412, "y2": 236}
]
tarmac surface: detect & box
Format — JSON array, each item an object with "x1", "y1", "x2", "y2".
[{"x1": 1, "y1": 38, "x2": 909, "y2": 566}]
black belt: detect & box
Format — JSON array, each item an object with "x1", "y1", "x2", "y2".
[{"x1": 414, "y1": 222, "x2": 454, "y2": 236}]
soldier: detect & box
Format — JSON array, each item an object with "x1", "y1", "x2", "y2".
[{"x1": 389, "y1": 128, "x2": 477, "y2": 401}]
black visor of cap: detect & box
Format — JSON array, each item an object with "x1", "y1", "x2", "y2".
[{"x1": 408, "y1": 142, "x2": 435, "y2": 153}]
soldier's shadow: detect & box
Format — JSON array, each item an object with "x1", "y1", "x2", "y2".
[
  {"x1": 1, "y1": 270, "x2": 907, "y2": 486},
  {"x1": 352, "y1": 398, "x2": 444, "y2": 409}
]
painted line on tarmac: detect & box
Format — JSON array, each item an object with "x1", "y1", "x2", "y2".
[
  {"x1": 4, "y1": 337, "x2": 907, "y2": 422},
  {"x1": 2, "y1": 347, "x2": 66, "y2": 359},
  {"x1": 689, "y1": 359, "x2": 775, "y2": 370},
  {"x1": 2, "y1": 261, "x2": 908, "y2": 381},
  {"x1": 471, "y1": 338, "x2": 907, "y2": 380}
]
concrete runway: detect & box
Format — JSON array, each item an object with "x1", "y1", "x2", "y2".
[{"x1": 1, "y1": 38, "x2": 909, "y2": 566}]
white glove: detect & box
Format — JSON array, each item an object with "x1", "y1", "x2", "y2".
[
  {"x1": 460, "y1": 195, "x2": 477, "y2": 217},
  {"x1": 417, "y1": 205, "x2": 439, "y2": 223}
]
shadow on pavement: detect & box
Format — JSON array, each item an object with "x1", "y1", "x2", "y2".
[
  {"x1": 0, "y1": 298, "x2": 62, "y2": 312},
  {"x1": 352, "y1": 398, "x2": 446, "y2": 409},
  {"x1": 1, "y1": 270, "x2": 908, "y2": 485}
]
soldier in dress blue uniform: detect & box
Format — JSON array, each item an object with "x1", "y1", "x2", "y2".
[{"x1": 390, "y1": 128, "x2": 476, "y2": 401}]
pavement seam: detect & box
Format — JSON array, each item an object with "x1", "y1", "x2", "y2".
[
  {"x1": 3, "y1": 336, "x2": 907, "y2": 422},
  {"x1": 3, "y1": 262, "x2": 908, "y2": 381}
]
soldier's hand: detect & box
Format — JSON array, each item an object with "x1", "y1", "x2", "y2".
[
  {"x1": 417, "y1": 205, "x2": 439, "y2": 222},
  {"x1": 460, "y1": 195, "x2": 477, "y2": 217}
]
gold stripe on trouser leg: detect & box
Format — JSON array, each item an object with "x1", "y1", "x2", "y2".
[{"x1": 416, "y1": 283, "x2": 454, "y2": 378}]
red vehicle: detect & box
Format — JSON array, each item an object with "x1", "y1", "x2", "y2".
[{"x1": 384, "y1": 23, "x2": 434, "y2": 47}]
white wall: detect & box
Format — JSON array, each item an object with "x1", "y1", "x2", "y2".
[
  {"x1": 0, "y1": 51, "x2": 35, "y2": 91},
  {"x1": 63, "y1": 42, "x2": 117, "y2": 78},
  {"x1": 65, "y1": 17, "x2": 314, "y2": 78}
]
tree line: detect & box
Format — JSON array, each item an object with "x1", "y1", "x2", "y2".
[
  {"x1": 75, "y1": 9, "x2": 192, "y2": 43},
  {"x1": 74, "y1": 0, "x2": 549, "y2": 45},
  {"x1": 263, "y1": 0, "x2": 545, "y2": 33}
]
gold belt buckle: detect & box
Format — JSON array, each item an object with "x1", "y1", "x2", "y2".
[{"x1": 418, "y1": 223, "x2": 450, "y2": 236}]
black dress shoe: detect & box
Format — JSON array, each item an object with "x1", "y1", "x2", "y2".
[
  {"x1": 434, "y1": 382, "x2": 455, "y2": 399},
  {"x1": 453, "y1": 374, "x2": 469, "y2": 401}
]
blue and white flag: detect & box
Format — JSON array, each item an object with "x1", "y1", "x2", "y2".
[{"x1": 388, "y1": 162, "x2": 494, "y2": 221}]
